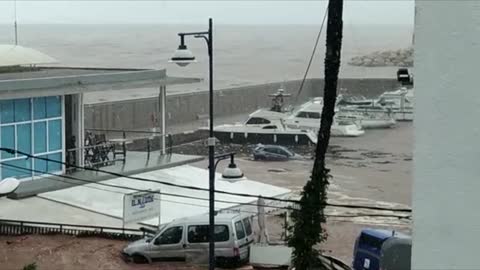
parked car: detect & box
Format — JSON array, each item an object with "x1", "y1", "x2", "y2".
[
  {"x1": 122, "y1": 213, "x2": 254, "y2": 266},
  {"x1": 252, "y1": 144, "x2": 300, "y2": 161}
]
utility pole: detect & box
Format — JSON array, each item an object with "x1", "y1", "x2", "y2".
[{"x1": 288, "y1": 0, "x2": 344, "y2": 269}]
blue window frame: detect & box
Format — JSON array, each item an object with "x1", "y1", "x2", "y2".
[
  {"x1": 34, "y1": 155, "x2": 47, "y2": 176},
  {"x1": 34, "y1": 122, "x2": 47, "y2": 154},
  {"x1": 0, "y1": 100, "x2": 14, "y2": 124},
  {"x1": 1, "y1": 125, "x2": 15, "y2": 159},
  {"x1": 46, "y1": 96, "x2": 61, "y2": 118},
  {"x1": 48, "y1": 119, "x2": 62, "y2": 151},
  {"x1": 14, "y1": 99, "x2": 31, "y2": 122},
  {"x1": 17, "y1": 123, "x2": 32, "y2": 154},
  {"x1": 47, "y1": 153, "x2": 62, "y2": 173},
  {"x1": 33, "y1": 97, "x2": 47, "y2": 120},
  {"x1": 1, "y1": 96, "x2": 63, "y2": 181},
  {"x1": 2, "y1": 158, "x2": 32, "y2": 179}
]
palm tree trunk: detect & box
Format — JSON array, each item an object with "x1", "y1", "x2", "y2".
[{"x1": 288, "y1": 0, "x2": 344, "y2": 269}]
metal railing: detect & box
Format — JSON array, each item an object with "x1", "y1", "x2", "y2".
[
  {"x1": 85, "y1": 128, "x2": 174, "y2": 155},
  {"x1": 0, "y1": 219, "x2": 145, "y2": 240}
]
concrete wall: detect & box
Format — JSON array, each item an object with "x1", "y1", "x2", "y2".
[
  {"x1": 85, "y1": 78, "x2": 399, "y2": 131},
  {"x1": 413, "y1": 1, "x2": 480, "y2": 269}
]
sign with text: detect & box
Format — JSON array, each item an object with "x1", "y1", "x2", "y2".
[{"x1": 123, "y1": 190, "x2": 160, "y2": 224}]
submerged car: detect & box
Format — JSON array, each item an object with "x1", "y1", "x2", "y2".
[
  {"x1": 122, "y1": 213, "x2": 254, "y2": 266},
  {"x1": 252, "y1": 144, "x2": 301, "y2": 161}
]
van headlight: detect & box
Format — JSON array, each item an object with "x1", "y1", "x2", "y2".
[{"x1": 123, "y1": 246, "x2": 132, "y2": 255}]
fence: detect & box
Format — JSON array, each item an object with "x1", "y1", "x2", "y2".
[{"x1": 0, "y1": 219, "x2": 145, "y2": 241}]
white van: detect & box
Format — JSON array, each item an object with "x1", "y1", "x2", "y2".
[{"x1": 122, "y1": 213, "x2": 254, "y2": 266}]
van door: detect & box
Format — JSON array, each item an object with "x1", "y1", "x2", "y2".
[
  {"x1": 234, "y1": 220, "x2": 250, "y2": 260},
  {"x1": 147, "y1": 225, "x2": 185, "y2": 260},
  {"x1": 185, "y1": 224, "x2": 231, "y2": 258}
]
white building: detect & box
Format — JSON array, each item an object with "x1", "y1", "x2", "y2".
[
  {"x1": 413, "y1": 1, "x2": 480, "y2": 269},
  {"x1": 0, "y1": 46, "x2": 200, "y2": 197}
]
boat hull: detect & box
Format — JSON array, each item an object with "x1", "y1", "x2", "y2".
[
  {"x1": 212, "y1": 130, "x2": 316, "y2": 145},
  {"x1": 360, "y1": 119, "x2": 397, "y2": 129}
]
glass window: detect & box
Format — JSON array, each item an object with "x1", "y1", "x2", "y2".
[
  {"x1": 34, "y1": 122, "x2": 47, "y2": 154},
  {"x1": 17, "y1": 124, "x2": 31, "y2": 154},
  {"x1": 33, "y1": 97, "x2": 46, "y2": 120},
  {"x1": 246, "y1": 117, "x2": 270, "y2": 125},
  {"x1": 243, "y1": 218, "x2": 253, "y2": 236},
  {"x1": 34, "y1": 154, "x2": 48, "y2": 176},
  {"x1": 309, "y1": 112, "x2": 321, "y2": 119},
  {"x1": 156, "y1": 226, "x2": 183, "y2": 245},
  {"x1": 1, "y1": 100, "x2": 14, "y2": 124},
  {"x1": 48, "y1": 119, "x2": 62, "y2": 151},
  {"x1": 46, "y1": 96, "x2": 61, "y2": 118},
  {"x1": 262, "y1": 125, "x2": 277, "y2": 129},
  {"x1": 1, "y1": 125, "x2": 15, "y2": 159},
  {"x1": 2, "y1": 158, "x2": 32, "y2": 179},
  {"x1": 187, "y1": 225, "x2": 230, "y2": 243},
  {"x1": 47, "y1": 153, "x2": 62, "y2": 173},
  {"x1": 359, "y1": 234, "x2": 386, "y2": 250},
  {"x1": 235, "y1": 221, "x2": 246, "y2": 240},
  {"x1": 14, "y1": 99, "x2": 31, "y2": 122},
  {"x1": 296, "y1": 111, "x2": 309, "y2": 118}
]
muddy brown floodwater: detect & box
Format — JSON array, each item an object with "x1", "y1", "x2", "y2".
[{"x1": 191, "y1": 122, "x2": 413, "y2": 263}]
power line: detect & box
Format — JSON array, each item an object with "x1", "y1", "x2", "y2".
[
  {"x1": 0, "y1": 162, "x2": 294, "y2": 212},
  {"x1": 294, "y1": 3, "x2": 329, "y2": 102},
  {"x1": 0, "y1": 148, "x2": 412, "y2": 213},
  {"x1": 2, "y1": 162, "x2": 410, "y2": 221},
  {"x1": 0, "y1": 147, "x2": 298, "y2": 204}
]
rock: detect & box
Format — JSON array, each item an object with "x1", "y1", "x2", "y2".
[
  {"x1": 348, "y1": 47, "x2": 415, "y2": 67},
  {"x1": 362, "y1": 58, "x2": 373, "y2": 66}
]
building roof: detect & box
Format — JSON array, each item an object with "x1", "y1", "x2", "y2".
[
  {"x1": 0, "y1": 45, "x2": 57, "y2": 67},
  {"x1": 0, "y1": 66, "x2": 201, "y2": 99},
  {"x1": 37, "y1": 165, "x2": 291, "y2": 227}
]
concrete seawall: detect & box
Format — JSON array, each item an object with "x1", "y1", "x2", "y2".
[{"x1": 85, "y1": 78, "x2": 399, "y2": 131}]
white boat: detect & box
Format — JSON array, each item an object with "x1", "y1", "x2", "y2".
[
  {"x1": 283, "y1": 98, "x2": 365, "y2": 137},
  {"x1": 210, "y1": 109, "x2": 318, "y2": 145},
  {"x1": 337, "y1": 87, "x2": 414, "y2": 121},
  {"x1": 377, "y1": 87, "x2": 414, "y2": 121},
  {"x1": 337, "y1": 104, "x2": 397, "y2": 129}
]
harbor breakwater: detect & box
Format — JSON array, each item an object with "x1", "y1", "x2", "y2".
[
  {"x1": 348, "y1": 48, "x2": 414, "y2": 67},
  {"x1": 85, "y1": 78, "x2": 400, "y2": 132}
]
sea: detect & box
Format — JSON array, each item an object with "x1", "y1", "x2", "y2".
[{"x1": 0, "y1": 23, "x2": 413, "y2": 93}]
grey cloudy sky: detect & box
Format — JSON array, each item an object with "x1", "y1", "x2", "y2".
[{"x1": 0, "y1": 1, "x2": 414, "y2": 25}]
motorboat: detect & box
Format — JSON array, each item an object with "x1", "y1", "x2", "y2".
[
  {"x1": 337, "y1": 104, "x2": 396, "y2": 129},
  {"x1": 377, "y1": 87, "x2": 414, "y2": 121},
  {"x1": 337, "y1": 87, "x2": 414, "y2": 121},
  {"x1": 210, "y1": 109, "x2": 318, "y2": 145},
  {"x1": 283, "y1": 98, "x2": 365, "y2": 137}
]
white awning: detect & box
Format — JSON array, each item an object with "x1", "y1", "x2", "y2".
[
  {"x1": 38, "y1": 165, "x2": 292, "y2": 227},
  {"x1": 0, "y1": 45, "x2": 57, "y2": 67}
]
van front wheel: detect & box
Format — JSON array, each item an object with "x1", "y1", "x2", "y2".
[
  {"x1": 132, "y1": 254, "x2": 148, "y2": 264},
  {"x1": 216, "y1": 257, "x2": 242, "y2": 268}
]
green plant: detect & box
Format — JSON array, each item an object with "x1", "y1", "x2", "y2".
[
  {"x1": 288, "y1": 0, "x2": 344, "y2": 269},
  {"x1": 22, "y1": 262, "x2": 37, "y2": 270}
]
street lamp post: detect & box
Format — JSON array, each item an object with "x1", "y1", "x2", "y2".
[{"x1": 170, "y1": 18, "x2": 216, "y2": 270}]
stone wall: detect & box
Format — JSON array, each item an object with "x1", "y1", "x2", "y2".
[{"x1": 84, "y1": 78, "x2": 400, "y2": 132}]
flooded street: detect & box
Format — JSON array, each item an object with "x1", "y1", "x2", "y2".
[{"x1": 192, "y1": 122, "x2": 412, "y2": 263}]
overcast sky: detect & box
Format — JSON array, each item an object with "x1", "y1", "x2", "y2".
[{"x1": 0, "y1": 1, "x2": 414, "y2": 25}]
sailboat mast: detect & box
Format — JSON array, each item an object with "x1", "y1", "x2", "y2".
[{"x1": 14, "y1": 0, "x2": 18, "y2": 45}]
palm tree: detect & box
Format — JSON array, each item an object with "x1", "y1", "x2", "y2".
[{"x1": 288, "y1": 0, "x2": 344, "y2": 269}]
